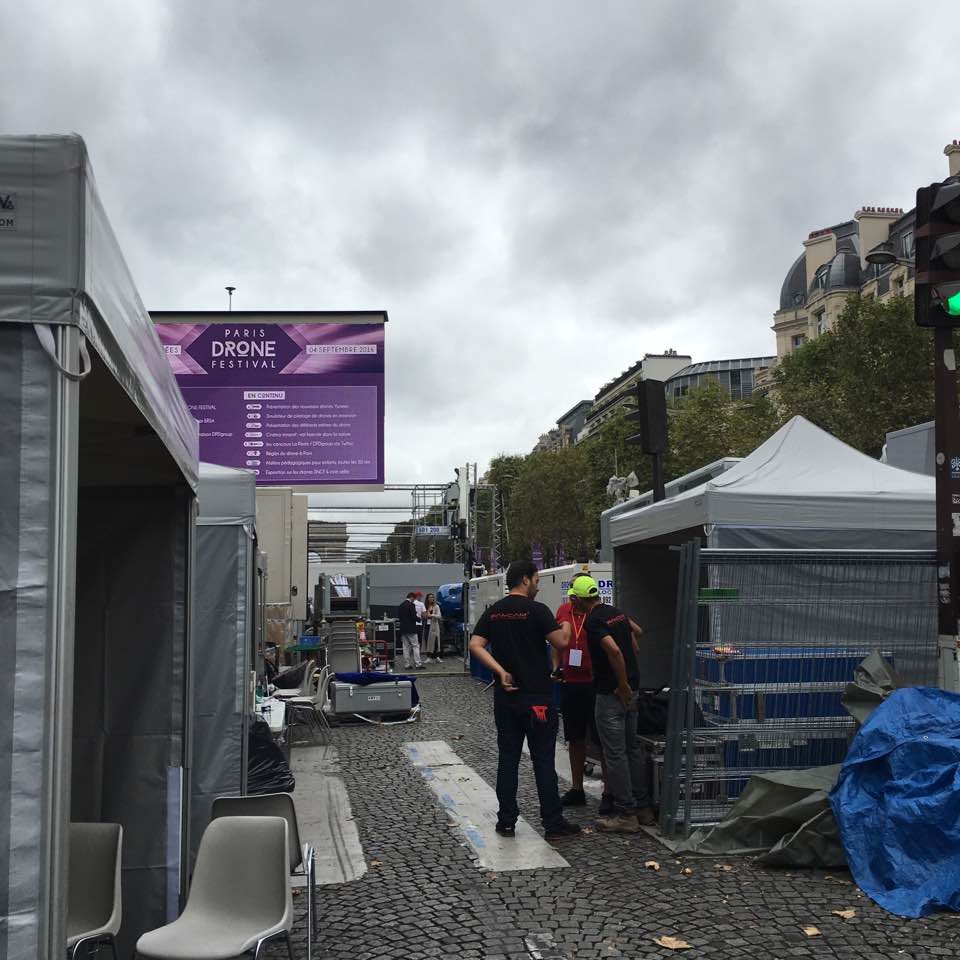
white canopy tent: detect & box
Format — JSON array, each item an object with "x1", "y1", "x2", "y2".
[
  {"x1": 605, "y1": 417, "x2": 935, "y2": 689},
  {"x1": 609, "y1": 416, "x2": 934, "y2": 551}
]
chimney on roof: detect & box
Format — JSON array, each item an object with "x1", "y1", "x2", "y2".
[
  {"x1": 802, "y1": 227, "x2": 836, "y2": 281},
  {"x1": 946, "y1": 140, "x2": 960, "y2": 178}
]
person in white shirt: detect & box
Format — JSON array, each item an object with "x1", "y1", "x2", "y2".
[{"x1": 413, "y1": 592, "x2": 427, "y2": 653}]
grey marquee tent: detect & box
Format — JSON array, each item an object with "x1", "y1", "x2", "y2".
[
  {"x1": 191, "y1": 462, "x2": 257, "y2": 862},
  {"x1": 0, "y1": 135, "x2": 199, "y2": 958}
]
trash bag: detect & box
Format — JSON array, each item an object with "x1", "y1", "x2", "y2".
[
  {"x1": 246, "y1": 718, "x2": 296, "y2": 794},
  {"x1": 636, "y1": 688, "x2": 702, "y2": 736},
  {"x1": 636, "y1": 689, "x2": 670, "y2": 735},
  {"x1": 830, "y1": 686, "x2": 960, "y2": 918}
]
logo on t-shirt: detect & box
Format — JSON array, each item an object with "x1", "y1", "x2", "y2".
[{"x1": 490, "y1": 612, "x2": 530, "y2": 621}]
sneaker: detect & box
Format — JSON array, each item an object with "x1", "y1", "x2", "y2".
[
  {"x1": 560, "y1": 788, "x2": 587, "y2": 807},
  {"x1": 598, "y1": 793, "x2": 615, "y2": 817},
  {"x1": 596, "y1": 814, "x2": 640, "y2": 834},
  {"x1": 495, "y1": 822, "x2": 516, "y2": 837},
  {"x1": 544, "y1": 819, "x2": 582, "y2": 840},
  {"x1": 636, "y1": 806, "x2": 657, "y2": 827}
]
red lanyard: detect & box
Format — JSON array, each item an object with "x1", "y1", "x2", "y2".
[{"x1": 570, "y1": 612, "x2": 586, "y2": 647}]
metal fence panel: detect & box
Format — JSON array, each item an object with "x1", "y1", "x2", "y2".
[{"x1": 661, "y1": 547, "x2": 937, "y2": 836}]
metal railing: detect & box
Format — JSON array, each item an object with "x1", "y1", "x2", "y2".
[{"x1": 660, "y1": 544, "x2": 937, "y2": 837}]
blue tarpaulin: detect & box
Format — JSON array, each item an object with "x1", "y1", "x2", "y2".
[{"x1": 830, "y1": 686, "x2": 960, "y2": 918}]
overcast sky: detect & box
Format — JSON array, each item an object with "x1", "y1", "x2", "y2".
[{"x1": 4, "y1": 0, "x2": 960, "y2": 516}]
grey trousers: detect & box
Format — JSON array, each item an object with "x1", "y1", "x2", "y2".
[
  {"x1": 401, "y1": 632, "x2": 422, "y2": 668},
  {"x1": 595, "y1": 691, "x2": 651, "y2": 814}
]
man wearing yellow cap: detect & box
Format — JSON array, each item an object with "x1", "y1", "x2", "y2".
[{"x1": 568, "y1": 576, "x2": 655, "y2": 832}]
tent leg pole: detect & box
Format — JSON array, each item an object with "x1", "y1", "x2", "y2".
[{"x1": 44, "y1": 325, "x2": 82, "y2": 960}]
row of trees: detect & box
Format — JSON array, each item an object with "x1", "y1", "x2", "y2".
[{"x1": 488, "y1": 294, "x2": 935, "y2": 564}]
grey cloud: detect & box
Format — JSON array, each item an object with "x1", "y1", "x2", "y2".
[{"x1": 3, "y1": 0, "x2": 959, "y2": 503}]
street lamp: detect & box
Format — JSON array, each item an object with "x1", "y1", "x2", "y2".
[{"x1": 864, "y1": 241, "x2": 908, "y2": 268}]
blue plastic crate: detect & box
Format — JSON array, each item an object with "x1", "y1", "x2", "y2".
[
  {"x1": 698, "y1": 646, "x2": 876, "y2": 686},
  {"x1": 721, "y1": 735, "x2": 850, "y2": 773},
  {"x1": 702, "y1": 688, "x2": 848, "y2": 721}
]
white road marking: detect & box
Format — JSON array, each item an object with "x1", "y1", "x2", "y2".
[
  {"x1": 290, "y1": 743, "x2": 367, "y2": 885},
  {"x1": 524, "y1": 931, "x2": 572, "y2": 959},
  {"x1": 404, "y1": 740, "x2": 569, "y2": 871}
]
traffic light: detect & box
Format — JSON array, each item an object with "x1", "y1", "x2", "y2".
[
  {"x1": 625, "y1": 379, "x2": 668, "y2": 453},
  {"x1": 915, "y1": 177, "x2": 960, "y2": 327}
]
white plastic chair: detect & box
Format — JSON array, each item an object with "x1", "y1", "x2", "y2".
[
  {"x1": 287, "y1": 666, "x2": 332, "y2": 737},
  {"x1": 211, "y1": 793, "x2": 317, "y2": 956},
  {"x1": 66, "y1": 822, "x2": 122, "y2": 959},
  {"x1": 135, "y1": 816, "x2": 293, "y2": 960},
  {"x1": 273, "y1": 662, "x2": 318, "y2": 700}
]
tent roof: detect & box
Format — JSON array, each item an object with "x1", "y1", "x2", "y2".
[
  {"x1": 608, "y1": 416, "x2": 934, "y2": 547},
  {"x1": 0, "y1": 135, "x2": 198, "y2": 488},
  {"x1": 197, "y1": 462, "x2": 257, "y2": 525}
]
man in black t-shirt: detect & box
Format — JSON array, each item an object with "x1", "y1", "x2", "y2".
[
  {"x1": 570, "y1": 576, "x2": 654, "y2": 833},
  {"x1": 469, "y1": 560, "x2": 581, "y2": 841}
]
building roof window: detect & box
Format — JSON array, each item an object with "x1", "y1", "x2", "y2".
[{"x1": 900, "y1": 231, "x2": 914, "y2": 261}]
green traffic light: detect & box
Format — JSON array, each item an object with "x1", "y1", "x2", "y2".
[{"x1": 948, "y1": 289, "x2": 960, "y2": 317}]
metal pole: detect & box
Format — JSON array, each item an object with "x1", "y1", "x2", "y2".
[
  {"x1": 652, "y1": 452, "x2": 665, "y2": 502},
  {"x1": 934, "y1": 325, "x2": 960, "y2": 689},
  {"x1": 44, "y1": 326, "x2": 81, "y2": 960}
]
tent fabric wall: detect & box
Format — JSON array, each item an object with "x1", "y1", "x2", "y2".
[
  {"x1": 0, "y1": 328, "x2": 62, "y2": 960},
  {"x1": 71, "y1": 488, "x2": 191, "y2": 959},
  {"x1": 0, "y1": 135, "x2": 198, "y2": 489},
  {"x1": 614, "y1": 543, "x2": 680, "y2": 689},
  {"x1": 191, "y1": 464, "x2": 256, "y2": 865}
]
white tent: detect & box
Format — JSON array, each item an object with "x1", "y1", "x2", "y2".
[
  {"x1": 607, "y1": 417, "x2": 935, "y2": 690},
  {"x1": 609, "y1": 416, "x2": 935, "y2": 551}
]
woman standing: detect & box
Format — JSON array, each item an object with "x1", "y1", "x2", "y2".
[{"x1": 423, "y1": 592, "x2": 443, "y2": 662}]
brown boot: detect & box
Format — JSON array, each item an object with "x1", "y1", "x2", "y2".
[
  {"x1": 636, "y1": 806, "x2": 656, "y2": 827},
  {"x1": 596, "y1": 813, "x2": 640, "y2": 834}
]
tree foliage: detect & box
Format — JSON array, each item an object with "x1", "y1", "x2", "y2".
[
  {"x1": 483, "y1": 380, "x2": 781, "y2": 564},
  {"x1": 773, "y1": 295, "x2": 934, "y2": 457},
  {"x1": 666, "y1": 379, "x2": 781, "y2": 479}
]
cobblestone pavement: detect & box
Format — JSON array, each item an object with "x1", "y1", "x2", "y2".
[{"x1": 271, "y1": 675, "x2": 960, "y2": 960}]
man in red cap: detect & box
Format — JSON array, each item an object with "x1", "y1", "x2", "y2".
[{"x1": 413, "y1": 591, "x2": 426, "y2": 655}]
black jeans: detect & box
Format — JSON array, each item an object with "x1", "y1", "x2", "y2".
[{"x1": 494, "y1": 693, "x2": 563, "y2": 829}]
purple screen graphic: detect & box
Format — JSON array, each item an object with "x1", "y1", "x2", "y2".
[{"x1": 155, "y1": 322, "x2": 385, "y2": 486}]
